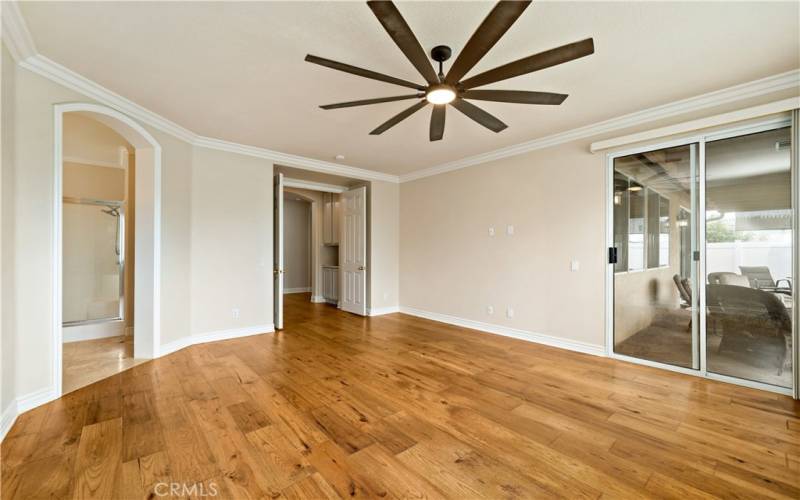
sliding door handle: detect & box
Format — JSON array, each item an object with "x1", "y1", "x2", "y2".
[{"x1": 358, "y1": 266, "x2": 366, "y2": 271}]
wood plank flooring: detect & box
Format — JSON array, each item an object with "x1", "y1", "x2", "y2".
[
  {"x1": 63, "y1": 335, "x2": 145, "y2": 395},
  {"x1": 2, "y1": 293, "x2": 799, "y2": 499}
]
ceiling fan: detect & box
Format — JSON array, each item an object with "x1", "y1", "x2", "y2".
[{"x1": 305, "y1": 0, "x2": 594, "y2": 142}]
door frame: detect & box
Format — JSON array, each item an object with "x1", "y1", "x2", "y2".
[
  {"x1": 53, "y1": 102, "x2": 162, "y2": 400},
  {"x1": 604, "y1": 116, "x2": 796, "y2": 397}
]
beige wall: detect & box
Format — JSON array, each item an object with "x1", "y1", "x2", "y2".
[
  {"x1": 369, "y1": 180, "x2": 400, "y2": 312},
  {"x1": 190, "y1": 146, "x2": 273, "y2": 335},
  {"x1": 1, "y1": 43, "x2": 16, "y2": 412},
  {"x1": 63, "y1": 162, "x2": 125, "y2": 200},
  {"x1": 283, "y1": 198, "x2": 311, "y2": 291},
  {"x1": 400, "y1": 141, "x2": 606, "y2": 348},
  {"x1": 63, "y1": 113, "x2": 129, "y2": 166}
]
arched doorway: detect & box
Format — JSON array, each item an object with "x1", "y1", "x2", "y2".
[{"x1": 53, "y1": 103, "x2": 162, "y2": 397}]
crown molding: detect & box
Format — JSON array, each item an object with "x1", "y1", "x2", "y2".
[
  {"x1": 7, "y1": 4, "x2": 399, "y2": 183},
  {"x1": 400, "y1": 69, "x2": 800, "y2": 182},
  {"x1": 193, "y1": 136, "x2": 397, "y2": 182},
  {"x1": 1, "y1": 1, "x2": 36, "y2": 61}
]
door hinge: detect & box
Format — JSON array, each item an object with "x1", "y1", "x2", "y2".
[
  {"x1": 693, "y1": 250, "x2": 700, "y2": 262},
  {"x1": 608, "y1": 247, "x2": 618, "y2": 264}
]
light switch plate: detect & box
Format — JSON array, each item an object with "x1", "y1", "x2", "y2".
[
  {"x1": 506, "y1": 225, "x2": 514, "y2": 236},
  {"x1": 487, "y1": 305, "x2": 494, "y2": 315},
  {"x1": 571, "y1": 260, "x2": 580, "y2": 272},
  {"x1": 488, "y1": 226, "x2": 495, "y2": 237}
]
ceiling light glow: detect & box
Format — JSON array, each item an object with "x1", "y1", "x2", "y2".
[{"x1": 426, "y1": 87, "x2": 456, "y2": 105}]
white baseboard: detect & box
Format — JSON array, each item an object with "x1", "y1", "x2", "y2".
[
  {"x1": 310, "y1": 295, "x2": 326, "y2": 303},
  {"x1": 284, "y1": 287, "x2": 311, "y2": 294},
  {"x1": 398, "y1": 306, "x2": 605, "y2": 357},
  {"x1": 63, "y1": 320, "x2": 125, "y2": 343},
  {"x1": 368, "y1": 306, "x2": 400, "y2": 316},
  {"x1": 159, "y1": 323, "x2": 275, "y2": 357},
  {"x1": 0, "y1": 400, "x2": 18, "y2": 443},
  {"x1": 17, "y1": 386, "x2": 60, "y2": 413},
  {"x1": 2, "y1": 385, "x2": 60, "y2": 443}
]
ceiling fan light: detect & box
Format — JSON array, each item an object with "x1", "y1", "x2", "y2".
[{"x1": 426, "y1": 86, "x2": 456, "y2": 105}]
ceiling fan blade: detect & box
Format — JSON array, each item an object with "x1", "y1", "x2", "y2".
[
  {"x1": 461, "y1": 89, "x2": 568, "y2": 105},
  {"x1": 450, "y1": 98, "x2": 507, "y2": 133},
  {"x1": 459, "y1": 38, "x2": 595, "y2": 90},
  {"x1": 430, "y1": 105, "x2": 446, "y2": 141},
  {"x1": 305, "y1": 54, "x2": 425, "y2": 90},
  {"x1": 445, "y1": 0, "x2": 531, "y2": 85},
  {"x1": 370, "y1": 100, "x2": 429, "y2": 135},
  {"x1": 367, "y1": 1, "x2": 439, "y2": 85},
  {"x1": 320, "y1": 94, "x2": 423, "y2": 110}
]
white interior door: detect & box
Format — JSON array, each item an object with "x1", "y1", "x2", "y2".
[
  {"x1": 341, "y1": 186, "x2": 367, "y2": 315},
  {"x1": 273, "y1": 173, "x2": 284, "y2": 329}
]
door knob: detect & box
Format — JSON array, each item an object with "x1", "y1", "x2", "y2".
[{"x1": 358, "y1": 266, "x2": 366, "y2": 271}]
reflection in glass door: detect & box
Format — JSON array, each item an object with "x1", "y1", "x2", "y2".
[
  {"x1": 612, "y1": 144, "x2": 699, "y2": 369},
  {"x1": 705, "y1": 127, "x2": 793, "y2": 389}
]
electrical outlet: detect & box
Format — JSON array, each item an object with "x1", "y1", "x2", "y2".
[
  {"x1": 506, "y1": 224, "x2": 514, "y2": 236},
  {"x1": 571, "y1": 260, "x2": 580, "y2": 272},
  {"x1": 488, "y1": 226, "x2": 495, "y2": 237},
  {"x1": 506, "y1": 306, "x2": 514, "y2": 319},
  {"x1": 232, "y1": 308, "x2": 240, "y2": 319},
  {"x1": 383, "y1": 291, "x2": 389, "y2": 300},
  {"x1": 487, "y1": 305, "x2": 494, "y2": 315}
]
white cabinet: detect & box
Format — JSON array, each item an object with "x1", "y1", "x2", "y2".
[
  {"x1": 322, "y1": 266, "x2": 339, "y2": 304},
  {"x1": 323, "y1": 192, "x2": 340, "y2": 246}
]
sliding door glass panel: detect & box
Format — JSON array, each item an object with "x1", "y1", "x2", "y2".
[
  {"x1": 613, "y1": 144, "x2": 699, "y2": 368},
  {"x1": 705, "y1": 127, "x2": 792, "y2": 388},
  {"x1": 63, "y1": 202, "x2": 124, "y2": 324}
]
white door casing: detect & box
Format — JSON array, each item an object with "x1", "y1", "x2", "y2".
[
  {"x1": 341, "y1": 186, "x2": 367, "y2": 316},
  {"x1": 274, "y1": 173, "x2": 284, "y2": 329}
]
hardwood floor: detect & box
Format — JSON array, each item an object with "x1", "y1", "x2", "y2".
[
  {"x1": 63, "y1": 335, "x2": 145, "y2": 395},
  {"x1": 2, "y1": 293, "x2": 799, "y2": 499}
]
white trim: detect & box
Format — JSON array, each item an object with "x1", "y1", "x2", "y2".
[
  {"x1": 0, "y1": 1, "x2": 36, "y2": 62},
  {"x1": 400, "y1": 71, "x2": 800, "y2": 182},
  {"x1": 0, "y1": 400, "x2": 18, "y2": 443},
  {"x1": 310, "y1": 295, "x2": 326, "y2": 303},
  {"x1": 160, "y1": 324, "x2": 275, "y2": 357},
  {"x1": 284, "y1": 287, "x2": 311, "y2": 294},
  {"x1": 195, "y1": 138, "x2": 397, "y2": 183},
  {"x1": 590, "y1": 97, "x2": 799, "y2": 153},
  {"x1": 399, "y1": 306, "x2": 605, "y2": 357},
  {"x1": 17, "y1": 386, "x2": 59, "y2": 413},
  {"x1": 368, "y1": 306, "x2": 400, "y2": 316},
  {"x1": 63, "y1": 320, "x2": 125, "y2": 343},
  {"x1": 62, "y1": 155, "x2": 125, "y2": 169},
  {"x1": 283, "y1": 178, "x2": 348, "y2": 194}
]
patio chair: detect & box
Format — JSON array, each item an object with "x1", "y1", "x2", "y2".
[
  {"x1": 706, "y1": 284, "x2": 791, "y2": 375},
  {"x1": 739, "y1": 266, "x2": 792, "y2": 295}
]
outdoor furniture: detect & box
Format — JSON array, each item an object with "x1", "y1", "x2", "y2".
[
  {"x1": 739, "y1": 266, "x2": 792, "y2": 295},
  {"x1": 706, "y1": 284, "x2": 792, "y2": 375},
  {"x1": 708, "y1": 272, "x2": 750, "y2": 287}
]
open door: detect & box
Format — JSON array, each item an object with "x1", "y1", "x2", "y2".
[
  {"x1": 341, "y1": 186, "x2": 367, "y2": 316},
  {"x1": 273, "y1": 173, "x2": 284, "y2": 329}
]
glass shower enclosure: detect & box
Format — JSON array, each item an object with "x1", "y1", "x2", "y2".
[{"x1": 62, "y1": 197, "x2": 125, "y2": 325}]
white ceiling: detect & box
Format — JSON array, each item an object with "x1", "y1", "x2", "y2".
[{"x1": 20, "y1": 1, "x2": 800, "y2": 176}]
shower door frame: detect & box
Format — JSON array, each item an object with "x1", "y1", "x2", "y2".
[
  {"x1": 62, "y1": 196, "x2": 126, "y2": 326},
  {"x1": 605, "y1": 116, "x2": 797, "y2": 397}
]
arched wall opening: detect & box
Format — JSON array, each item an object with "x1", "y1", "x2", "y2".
[{"x1": 53, "y1": 103, "x2": 161, "y2": 397}]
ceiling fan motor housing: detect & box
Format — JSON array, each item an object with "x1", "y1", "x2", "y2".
[{"x1": 431, "y1": 45, "x2": 452, "y2": 62}]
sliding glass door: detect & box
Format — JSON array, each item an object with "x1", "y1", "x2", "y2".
[
  {"x1": 611, "y1": 144, "x2": 700, "y2": 369},
  {"x1": 608, "y1": 120, "x2": 795, "y2": 394},
  {"x1": 705, "y1": 126, "x2": 793, "y2": 388}
]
